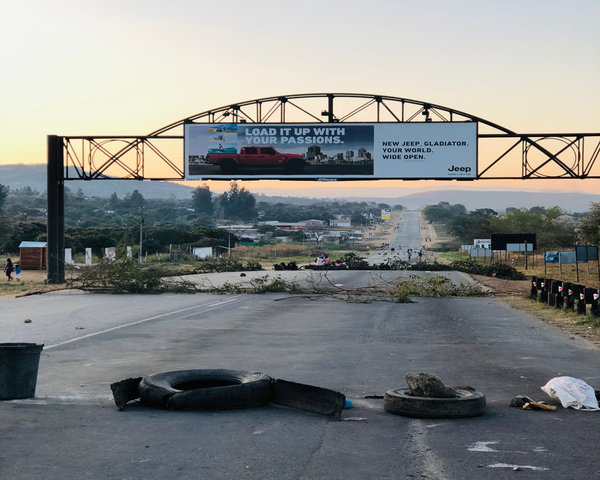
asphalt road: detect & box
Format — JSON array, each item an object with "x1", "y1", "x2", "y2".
[
  {"x1": 369, "y1": 210, "x2": 423, "y2": 264},
  {"x1": 2, "y1": 289, "x2": 600, "y2": 479}
]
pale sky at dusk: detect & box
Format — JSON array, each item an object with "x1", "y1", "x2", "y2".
[{"x1": 1, "y1": 0, "x2": 599, "y2": 196}]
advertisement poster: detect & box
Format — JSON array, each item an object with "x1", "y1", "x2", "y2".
[
  {"x1": 185, "y1": 122, "x2": 477, "y2": 180},
  {"x1": 381, "y1": 208, "x2": 391, "y2": 220}
]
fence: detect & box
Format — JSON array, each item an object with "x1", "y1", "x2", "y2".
[{"x1": 530, "y1": 276, "x2": 600, "y2": 318}]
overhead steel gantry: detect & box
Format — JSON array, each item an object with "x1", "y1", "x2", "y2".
[{"x1": 47, "y1": 93, "x2": 600, "y2": 282}]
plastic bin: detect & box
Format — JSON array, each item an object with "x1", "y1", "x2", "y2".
[{"x1": 0, "y1": 343, "x2": 44, "y2": 400}]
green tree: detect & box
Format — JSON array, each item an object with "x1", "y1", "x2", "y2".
[
  {"x1": 422, "y1": 204, "x2": 451, "y2": 223},
  {"x1": 126, "y1": 190, "x2": 145, "y2": 209},
  {"x1": 0, "y1": 185, "x2": 9, "y2": 214},
  {"x1": 192, "y1": 183, "x2": 214, "y2": 216},
  {"x1": 489, "y1": 206, "x2": 573, "y2": 249},
  {"x1": 577, "y1": 202, "x2": 600, "y2": 245},
  {"x1": 109, "y1": 192, "x2": 119, "y2": 208},
  {"x1": 220, "y1": 181, "x2": 256, "y2": 221}
]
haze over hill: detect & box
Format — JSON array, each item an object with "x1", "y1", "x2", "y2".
[{"x1": 1, "y1": 164, "x2": 598, "y2": 212}]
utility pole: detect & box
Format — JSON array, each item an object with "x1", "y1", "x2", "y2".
[{"x1": 139, "y1": 206, "x2": 144, "y2": 263}]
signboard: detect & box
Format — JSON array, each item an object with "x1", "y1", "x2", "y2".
[
  {"x1": 184, "y1": 122, "x2": 477, "y2": 179},
  {"x1": 470, "y1": 248, "x2": 492, "y2": 258},
  {"x1": 559, "y1": 252, "x2": 576, "y2": 264},
  {"x1": 545, "y1": 251, "x2": 559, "y2": 263},
  {"x1": 507, "y1": 243, "x2": 533, "y2": 252},
  {"x1": 576, "y1": 246, "x2": 599, "y2": 262},
  {"x1": 491, "y1": 233, "x2": 537, "y2": 251},
  {"x1": 461, "y1": 244, "x2": 474, "y2": 251},
  {"x1": 473, "y1": 239, "x2": 491, "y2": 249},
  {"x1": 381, "y1": 208, "x2": 391, "y2": 220},
  {"x1": 105, "y1": 247, "x2": 116, "y2": 261}
]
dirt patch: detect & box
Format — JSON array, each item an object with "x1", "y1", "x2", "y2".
[
  {"x1": 470, "y1": 274, "x2": 531, "y2": 296},
  {"x1": 0, "y1": 270, "x2": 54, "y2": 299}
]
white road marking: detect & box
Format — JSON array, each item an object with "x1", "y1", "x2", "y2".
[
  {"x1": 488, "y1": 463, "x2": 549, "y2": 471},
  {"x1": 467, "y1": 441, "x2": 499, "y2": 452},
  {"x1": 45, "y1": 297, "x2": 240, "y2": 350}
]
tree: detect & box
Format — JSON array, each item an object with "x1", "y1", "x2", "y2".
[
  {"x1": 126, "y1": 190, "x2": 145, "y2": 209},
  {"x1": 220, "y1": 181, "x2": 256, "y2": 221},
  {"x1": 192, "y1": 183, "x2": 214, "y2": 216},
  {"x1": 109, "y1": 192, "x2": 119, "y2": 208},
  {"x1": 392, "y1": 204, "x2": 405, "y2": 211},
  {"x1": 577, "y1": 202, "x2": 600, "y2": 246},
  {"x1": 422, "y1": 204, "x2": 451, "y2": 223},
  {"x1": 0, "y1": 185, "x2": 8, "y2": 214},
  {"x1": 489, "y1": 206, "x2": 573, "y2": 249}
]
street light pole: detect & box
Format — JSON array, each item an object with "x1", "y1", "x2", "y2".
[{"x1": 139, "y1": 206, "x2": 144, "y2": 263}]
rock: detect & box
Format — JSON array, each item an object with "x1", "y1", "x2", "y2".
[
  {"x1": 405, "y1": 372, "x2": 457, "y2": 398},
  {"x1": 24, "y1": 319, "x2": 32, "y2": 323}
]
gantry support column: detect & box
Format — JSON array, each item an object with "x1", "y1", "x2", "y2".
[{"x1": 47, "y1": 135, "x2": 65, "y2": 284}]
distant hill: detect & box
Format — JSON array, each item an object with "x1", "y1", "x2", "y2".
[
  {"x1": 1, "y1": 164, "x2": 598, "y2": 212},
  {"x1": 0, "y1": 164, "x2": 195, "y2": 199},
  {"x1": 393, "y1": 190, "x2": 600, "y2": 212}
]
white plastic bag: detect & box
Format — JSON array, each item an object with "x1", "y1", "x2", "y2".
[{"x1": 541, "y1": 376, "x2": 599, "y2": 411}]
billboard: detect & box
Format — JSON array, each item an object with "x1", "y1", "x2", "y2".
[
  {"x1": 491, "y1": 233, "x2": 537, "y2": 251},
  {"x1": 184, "y1": 122, "x2": 477, "y2": 179},
  {"x1": 381, "y1": 208, "x2": 391, "y2": 220}
]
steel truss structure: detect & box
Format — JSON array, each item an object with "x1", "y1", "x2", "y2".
[{"x1": 47, "y1": 93, "x2": 600, "y2": 282}]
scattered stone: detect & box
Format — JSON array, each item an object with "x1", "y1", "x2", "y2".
[
  {"x1": 405, "y1": 372, "x2": 457, "y2": 398},
  {"x1": 240, "y1": 273, "x2": 246, "y2": 277},
  {"x1": 75, "y1": 326, "x2": 85, "y2": 330},
  {"x1": 24, "y1": 319, "x2": 32, "y2": 323},
  {"x1": 513, "y1": 466, "x2": 520, "y2": 471}
]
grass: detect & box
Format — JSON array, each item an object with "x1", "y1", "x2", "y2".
[
  {"x1": 0, "y1": 279, "x2": 49, "y2": 297},
  {"x1": 501, "y1": 295, "x2": 600, "y2": 344}
]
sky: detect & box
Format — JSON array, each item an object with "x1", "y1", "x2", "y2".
[{"x1": 1, "y1": 0, "x2": 599, "y2": 197}]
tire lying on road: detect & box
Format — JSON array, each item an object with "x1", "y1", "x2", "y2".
[
  {"x1": 138, "y1": 369, "x2": 272, "y2": 410},
  {"x1": 384, "y1": 388, "x2": 486, "y2": 419}
]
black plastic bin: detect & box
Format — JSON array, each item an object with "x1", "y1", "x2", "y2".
[{"x1": 0, "y1": 343, "x2": 44, "y2": 400}]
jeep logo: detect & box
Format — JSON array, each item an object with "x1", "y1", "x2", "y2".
[{"x1": 448, "y1": 165, "x2": 472, "y2": 173}]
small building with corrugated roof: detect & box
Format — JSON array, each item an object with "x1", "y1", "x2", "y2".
[{"x1": 18, "y1": 241, "x2": 48, "y2": 270}]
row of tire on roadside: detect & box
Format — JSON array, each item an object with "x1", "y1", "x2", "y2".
[{"x1": 531, "y1": 276, "x2": 600, "y2": 317}]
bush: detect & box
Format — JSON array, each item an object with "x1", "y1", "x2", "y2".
[
  {"x1": 194, "y1": 257, "x2": 263, "y2": 273},
  {"x1": 449, "y1": 259, "x2": 527, "y2": 280}
]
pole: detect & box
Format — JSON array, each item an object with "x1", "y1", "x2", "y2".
[
  {"x1": 47, "y1": 135, "x2": 65, "y2": 284},
  {"x1": 524, "y1": 241, "x2": 528, "y2": 270},
  {"x1": 544, "y1": 251, "x2": 547, "y2": 275},
  {"x1": 139, "y1": 206, "x2": 144, "y2": 263}
]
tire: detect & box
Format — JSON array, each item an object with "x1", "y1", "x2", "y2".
[
  {"x1": 384, "y1": 388, "x2": 486, "y2": 419},
  {"x1": 219, "y1": 159, "x2": 238, "y2": 174},
  {"x1": 138, "y1": 369, "x2": 272, "y2": 410},
  {"x1": 284, "y1": 159, "x2": 305, "y2": 173}
]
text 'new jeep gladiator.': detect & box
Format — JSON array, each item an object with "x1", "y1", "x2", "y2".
[{"x1": 206, "y1": 146, "x2": 306, "y2": 173}]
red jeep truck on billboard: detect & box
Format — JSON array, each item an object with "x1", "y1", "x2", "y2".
[{"x1": 206, "y1": 146, "x2": 306, "y2": 173}]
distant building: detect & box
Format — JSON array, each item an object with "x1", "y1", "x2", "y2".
[
  {"x1": 330, "y1": 217, "x2": 351, "y2": 227},
  {"x1": 307, "y1": 146, "x2": 321, "y2": 160}
]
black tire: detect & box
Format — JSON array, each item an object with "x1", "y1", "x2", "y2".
[
  {"x1": 284, "y1": 159, "x2": 305, "y2": 173},
  {"x1": 138, "y1": 369, "x2": 272, "y2": 410},
  {"x1": 219, "y1": 159, "x2": 238, "y2": 174},
  {"x1": 384, "y1": 388, "x2": 486, "y2": 419}
]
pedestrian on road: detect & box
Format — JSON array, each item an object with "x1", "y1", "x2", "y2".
[
  {"x1": 14, "y1": 263, "x2": 21, "y2": 281},
  {"x1": 4, "y1": 258, "x2": 13, "y2": 281}
]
